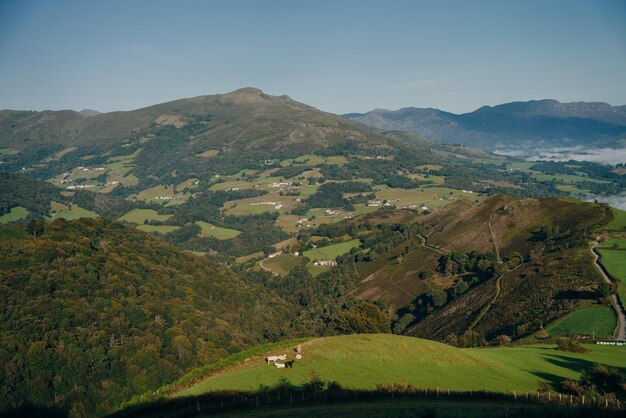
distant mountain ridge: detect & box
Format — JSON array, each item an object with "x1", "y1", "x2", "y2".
[{"x1": 344, "y1": 99, "x2": 626, "y2": 150}]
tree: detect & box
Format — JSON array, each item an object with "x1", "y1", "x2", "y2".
[
  {"x1": 334, "y1": 302, "x2": 390, "y2": 334},
  {"x1": 26, "y1": 219, "x2": 45, "y2": 237}
]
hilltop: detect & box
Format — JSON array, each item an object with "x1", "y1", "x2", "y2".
[
  {"x1": 344, "y1": 99, "x2": 626, "y2": 149},
  {"x1": 168, "y1": 334, "x2": 626, "y2": 396}
]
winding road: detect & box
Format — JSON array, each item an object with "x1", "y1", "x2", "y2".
[{"x1": 591, "y1": 238, "x2": 626, "y2": 341}]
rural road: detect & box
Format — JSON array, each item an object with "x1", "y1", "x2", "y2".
[{"x1": 591, "y1": 238, "x2": 626, "y2": 341}]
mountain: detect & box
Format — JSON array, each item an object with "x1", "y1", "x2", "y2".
[
  {"x1": 345, "y1": 100, "x2": 626, "y2": 150},
  {"x1": 0, "y1": 87, "x2": 391, "y2": 152},
  {"x1": 0, "y1": 218, "x2": 299, "y2": 416}
]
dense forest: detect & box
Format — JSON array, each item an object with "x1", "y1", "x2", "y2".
[{"x1": 0, "y1": 219, "x2": 300, "y2": 416}]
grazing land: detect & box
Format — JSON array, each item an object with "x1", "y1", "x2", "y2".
[
  {"x1": 0, "y1": 206, "x2": 29, "y2": 223},
  {"x1": 119, "y1": 208, "x2": 172, "y2": 224},
  {"x1": 49, "y1": 201, "x2": 97, "y2": 220},
  {"x1": 173, "y1": 334, "x2": 626, "y2": 397},
  {"x1": 196, "y1": 221, "x2": 241, "y2": 240},
  {"x1": 262, "y1": 254, "x2": 304, "y2": 276},
  {"x1": 607, "y1": 208, "x2": 626, "y2": 230},
  {"x1": 136, "y1": 224, "x2": 180, "y2": 234},
  {"x1": 597, "y1": 242, "x2": 626, "y2": 302},
  {"x1": 303, "y1": 239, "x2": 361, "y2": 261},
  {"x1": 546, "y1": 306, "x2": 617, "y2": 338}
]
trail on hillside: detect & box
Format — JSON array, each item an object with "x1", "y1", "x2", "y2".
[
  {"x1": 488, "y1": 213, "x2": 502, "y2": 264},
  {"x1": 467, "y1": 262, "x2": 524, "y2": 333},
  {"x1": 591, "y1": 238, "x2": 626, "y2": 341}
]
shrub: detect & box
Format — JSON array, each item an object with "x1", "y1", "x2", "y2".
[{"x1": 554, "y1": 337, "x2": 590, "y2": 353}]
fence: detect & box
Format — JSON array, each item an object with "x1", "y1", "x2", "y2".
[{"x1": 110, "y1": 385, "x2": 624, "y2": 418}]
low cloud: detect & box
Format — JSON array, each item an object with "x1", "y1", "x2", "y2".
[{"x1": 494, "y1": 146, "x2": 626, "y2": 166}]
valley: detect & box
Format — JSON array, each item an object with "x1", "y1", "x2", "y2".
[{"x1": 1, "y1": 90, "x2": 625, "y2": 418}]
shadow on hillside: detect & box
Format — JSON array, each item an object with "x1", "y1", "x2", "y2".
[{"x1": 0, "y1": 404, "x2": 68, "y2": 418}]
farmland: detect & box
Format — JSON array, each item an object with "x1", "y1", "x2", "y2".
[
  {"x1": 303, "y1": 239, "x2": 361, "y2": 261},
  {"x1": 49, "y1": 201, "x2": 97, "y2": 220},
  {"x1": 119, "y1": 208, "x2": 172, "y2": 224},
  {"x1": 546, "y1": 306, "x2": 617, "y2": 338},
  {"x1": 196, "y1": 221, "x2": 241, "y2": 240},
  {"x1": 0, "y1": 206, "x2": 29, "y2": 223},
  {"x1": 173, "y1": 334, "x2": 626, "y2": 397},
  {"x1": 597, "y1": 241, "x2": 626, "y2": 302}
]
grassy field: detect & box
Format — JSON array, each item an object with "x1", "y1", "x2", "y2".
[
  {"x1": 119, "y1": 208, "x2": 172, "y2": 224},
  {"x1": 0, "y1": 206, "x2": 29, "y2": 223},
  {"x1": 137, "y1": 225, "x2": 180, "y2": 234},
  {"x1": 49, "y1": 201, "x2": 97, "y2": 220},
  {"x1": 607, "y1": 208, "x2": 626, "y2": 231},
  {"x1": 196, "y1": 221, "x2": 241, "y2": 240},
  {"x1": 530, "y1": 172, "x2": 612, "y2": 184},
  {"x1": 303, "y1": 239, "x2": 361, "y2": 261},
  {"x1": 262, "y1": 254, "x2": 304, "y2": 276},
  {"x1": 546, "y1": 306, "x2": 616, "y2": 338},
  {"x1": 174, "y1": 334, "x2": 626, "y2": 397},
  {"x1": 597, "y1": 244, "x2": 626, "y2": 302}
]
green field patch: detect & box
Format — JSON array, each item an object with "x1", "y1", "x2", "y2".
[
  {"x1": 49, "y1": 201, "x2": 97, "y2": 220},
  {"x1": 209, "y1": 181, "x2": 254, "y2": 191},
  {"x1": 223, "y1": 192, "x2": 298, "y2": 216},
  {"x1": 599, "y1": 238, "x2": 626, "y2": 250},
  {"x1": 133, "y1": 184, "x2": 188, "y2": 204},
  {"x1": 196, "y1": 221, "x2": 241, "y2": 240},
  {"x1": 262, "y1": 254, "x2": 304, "y2": 276},
  {"x1": 506, "y1": 162, "x2": 535, "y2": 172},
  {"x1": 0, "y1": 206, "x2": 29, "y2": 223},
  {"x1": 197, "y1": 149, "x2": 219, "y2": 158},
  {"x1": 303, "y1": 238, "x2": 361, "y2": 261},
  {"x1": 234, "y1": 252, "x2": 264, "y2": 264},
  {"x1": 324, "y1": 155, "x2": 348, "y2": 165},
  {"x1": 416, "y1": 164, "x2": 443, "y2": 171},
  {"x1": 530, "y1": 171, "x2": 612, "y2": 184},
  {"x1": 119, "y1": 209, "x2": 171, "y2": 224},
  {"x1": 607, "y1": 208, "x2": 626, "y2": 231},
  {"x1": 546, "y1": 306, "x2": 617, "y2": 338},
  {"x1": 0, "y1": 148, "x2": 19, "y2": 156},
  {"x1": 598, "y1": 245, "x2": 626, "y2": 303},
  {"x1": 137, "y1": 224, "x2": 180, "y2": 234},
  {"x1": 45, "y1": 146, "x2": 78, "y2": 161},
  {"x1": 307, "y1": 263, "x2": 333, "y2": 277},
  {"x1": 555, "y1": 184, "x2": 591, "y2": 196},
  {"x1": 173, "y1": 334, "x2": 626, "y2": 396}
]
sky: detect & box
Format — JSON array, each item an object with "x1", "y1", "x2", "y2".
[{"x1": 0, "y1": 0, "x2": 625, "y2": 114}]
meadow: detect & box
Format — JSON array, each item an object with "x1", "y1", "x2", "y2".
[
  {"x1": 119, "y1": 208, "x2": 172, "y2": 224},
  {"x1": 262, "y1": 254, "x2": 304, "y2": 276},
  {"x1": 173, "y1": 334, "x2": 626, "y2": 397},
  {"x1": 546, "y1": 306, "x2": 616, "y2": 338},
  {"x1": 49, "y1": 201, "x2": 97, "y2": 220},
  {"x1": 0, "y1": 206, "x2": 29, "y2": 223},
  {"x1": 597, "y1": 241, "x2": 626, "y2": 302},
  {"x1": 196, "y1": 221, "x2": 241, "y2": 240},
  {"x1": 303, "y1": 239, "x2": 361, "y2": 261}
]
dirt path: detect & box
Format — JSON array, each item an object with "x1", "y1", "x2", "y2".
[
  {"x1": 591, "y1": 238, "x2": 626, "y2": 341},
  {"x1": 488, "y1": 214, "x2": 502, "y2": 264},
  {"x1": 467, "y1": 262, "x2": 524, "y2": 332},
  {"x1": 259, "y1": 258, "x2": 279, "y2": 276}
]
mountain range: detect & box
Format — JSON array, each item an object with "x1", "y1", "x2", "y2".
[{"x1": 344, "y1": 99, "x2": 626, "y2": 150}]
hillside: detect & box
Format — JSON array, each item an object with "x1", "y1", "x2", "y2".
[
  {"x1": 168, "y1": 334, "x2": 626, "y2": 396},
  {"x1": 344, "y1": 100, "x2": 626, "y2": 149},
  {"x1": 0, "y1": 218, "x2": 298, "y2": 417}
]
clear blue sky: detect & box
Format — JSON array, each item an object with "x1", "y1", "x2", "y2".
[{"x1": 1, "y1": 0, "x2": 625, "y2": 114}]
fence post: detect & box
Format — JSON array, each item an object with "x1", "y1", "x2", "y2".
[
  {"x1": 582, "y1": 395, "x2": 585, "y2": 405},
  {"x1": 513, "y1": 390, "x2": 516, "y2": 400},
  {"x1": 256, "y1": 396, "x2": 259, "y2": 407},
  {"x1": 196, "y1": 401, "x2": 200, "y2": 412},
  {"x1": 290, "y1": 393, "x2": 293, "y2": 406},
  {"x1": 437, "y1": 387, "x2": 439, "y2": 398}
]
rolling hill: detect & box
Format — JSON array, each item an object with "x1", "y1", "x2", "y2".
[
  {"x1": 165, "y1": 334, "x2": 626, "y2": 396},
  {"x1": 0, "y1": 218, "x2": 299, "y2": 417},
  {"x1": 344, "y1": 100, "x2": 626, "y2": 150}
]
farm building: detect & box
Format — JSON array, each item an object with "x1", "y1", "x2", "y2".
[{"x1": 313, "y1": 259, "x2": 337, "y2": 266}]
